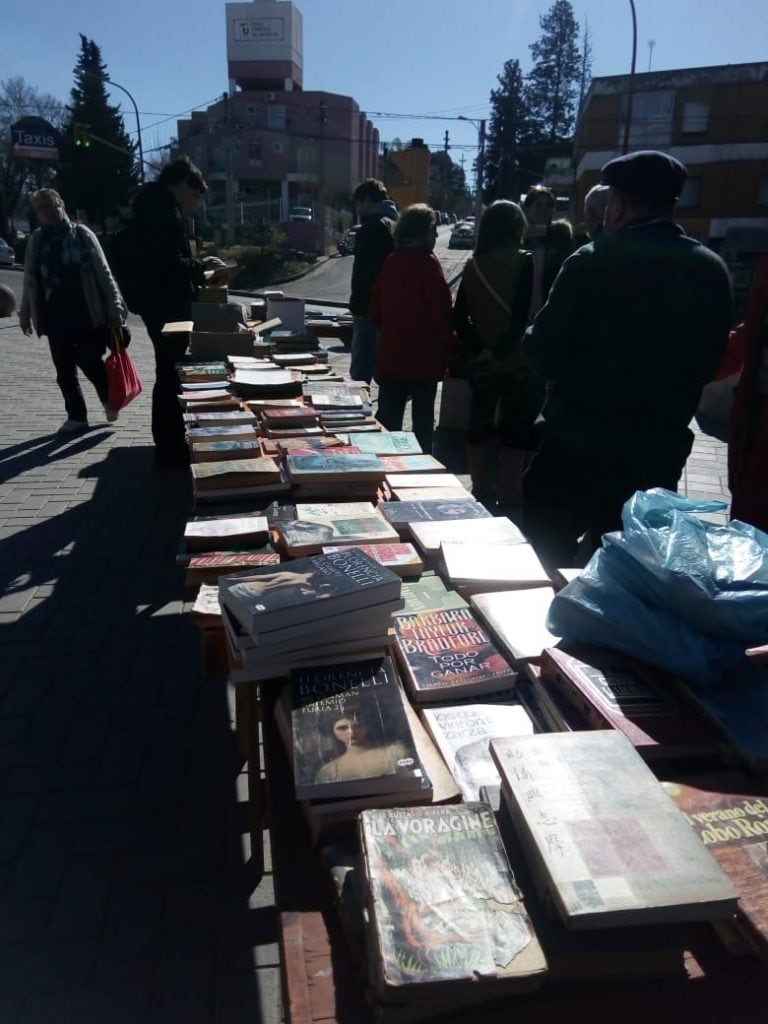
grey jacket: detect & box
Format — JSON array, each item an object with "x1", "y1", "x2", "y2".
[{"x1": 20, "y1": 223, "x2": 125, "y2": 336}]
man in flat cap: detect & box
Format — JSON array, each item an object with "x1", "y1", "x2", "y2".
[{"x1": 521, "y1": 150, "x2": 732, "y2": 568}]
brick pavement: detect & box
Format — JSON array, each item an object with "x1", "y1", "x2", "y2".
[{"x1": 0, "y1": 296, "x2": 731, "y2": 1024}]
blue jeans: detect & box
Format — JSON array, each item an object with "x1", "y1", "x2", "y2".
[{"x1": 350, "y1": 315, "x2": 378, "y2": 385}]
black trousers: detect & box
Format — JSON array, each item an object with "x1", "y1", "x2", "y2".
[
  {"x1": 522, "y1": 440, "x2": 690, "y2": 570},
  {"x1": 48, "y1": 329, "x2": 109, "y2": 422},
  {"x1": 376, "y1": 379, "x2": 438, "y2": 454},
  {"x1": 143, "y1": 316, "x2": 190, "y2": 455}
]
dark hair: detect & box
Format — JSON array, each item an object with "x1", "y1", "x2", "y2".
[
  {"x1": 522, "y1": 185, "x2": 555, "y2": 211},
  {"x1": 157, "y1": 156, "x2": 208, "y2": 195},
  {"x1": 394, "y1": 203, "x2": 436, "y2": 245},
  {"x1": 353, "y1": 178, "x2": 388, "y2": 204},
  {"x1": 475, "y1": 200, "x2": 526, "y2": 255}
]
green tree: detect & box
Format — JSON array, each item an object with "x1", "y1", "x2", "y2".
[
  {"x1": 483, "y1": 58, "x2": 538, "y2": 202},
  {"x1": 55, "y1": 35, "x2": 138, "y2": 225},
  {"x1": 428, "y1": 150, "x2": 469, "y2": 214},
  {"x1": 0, "y1": 77, "x2": 63, "y2": 238},
  {"x1": 526, "y1": 0, "x2": 582, "y2": 143}
]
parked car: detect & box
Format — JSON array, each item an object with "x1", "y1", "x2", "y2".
[
  {"x1": 448, "y1": 222, "x2": 475, "y2": 250},
  {"x1": 0, "y1": 238, "x2": 14, "y2": 266},
  {"x1": 289, "y1": 206, "x2": 313, "y2": 222}
]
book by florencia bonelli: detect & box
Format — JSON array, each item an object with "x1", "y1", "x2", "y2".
[
  {"x1": 490, "y1": 730, "x2": 738, "y2": 930},
  {"x1": 358, "y1": 803, "x2": 547, "y2": 1002},
  {"x1": 290, "y1": 656, "x2": 423, "y2": 801}
]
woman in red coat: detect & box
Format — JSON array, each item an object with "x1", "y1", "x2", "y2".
[{"x1": 370, "y1": 204, "x2": 454, "y2": 453}]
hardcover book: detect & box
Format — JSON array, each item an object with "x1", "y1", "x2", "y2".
[
  {"x1": 490, "y1": 731, "x2": 738, "y2": 929},
  {"x1": 290, "y1": 657, "x2": 422, "y2": 800},
  {"x1": 661, "y1": 772, "x2": 768, "y2": 961},
  {"x1": 184, "y1": 514, "x2": 270, "y2": 551},
  {"x1": 393, "y1": 606, "x2": 515, "y2": 702},
  {"x1": 410, "y1": 516, "x2": 525, "y2": 558},
  {"x1": 540, "y1": 646, "x2": 723, "y2": 762},
  {"x1": 421, "y1": 704, "x2": 534, "y2": 803},
  {"x1": 279, "y1": 502, "x2": 399, "y2": 556},
  {"x1": 321, "y1": 543, "x2": 424, "y2": 578},
  {"x1": 285, "y1": 453, "x2": 385, "y2": 483},
  {"x1": 380, "y1": 499, "x2": 491, "y2": 537},
  {"x1": 470, "y1": 588, "x2": 558, "y2": 665},
  {"x1": 359, "y1": 804, "x2": 547, "y2": 1001},
  {"x1": 219, "y1": 547, "x2": 402, "y2": 635},
  {"x1": 335, "y1": 431, "x2": 423, "y2": 455},
  {"x1": 440, "y1": 541, "x2": 550, "y2": 594}
]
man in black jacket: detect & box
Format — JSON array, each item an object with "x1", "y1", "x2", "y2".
[
  {"x1": 522, "y1": 150, "x2": 732, "y2": 568},
  {"x1": 348, "y1": 179, "x2": 397, "y2": 384},
  {"x1": 132, "y1": 157, "x2": 207, "y2": 468}
]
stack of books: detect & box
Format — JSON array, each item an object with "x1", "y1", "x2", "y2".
[
  {"x1": 284, "y1": 452, "x2": 385, "y2": 501},
  {"x1": 191, "y1": 456, "x2": 289, "y2": 502},
  {"x1": 218, "y1": 547, "x2": 404, "y2": 680}
]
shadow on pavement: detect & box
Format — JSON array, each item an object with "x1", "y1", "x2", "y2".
[
  {"x1": 0, "y1": 445, "x2": 275, "y2": 1024},
  {"x1": 0, "y1": 430, "x2": 113, "y2": 487}
]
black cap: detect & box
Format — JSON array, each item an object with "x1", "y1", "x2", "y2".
[{"x1": 601, "y1": 150, "x2": 687, "y2": 204}]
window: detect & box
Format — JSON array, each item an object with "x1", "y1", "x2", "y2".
[
  {"x1": 758, "y1": 177, "x2": 768, "y2": 207},
  {"x1": 618, "y1": 90, "x2": 674, "y2": 147},
  {"x1": 272, "y1": 140, "x2": 283, "y2": 154},
  {"x1": 682, "y1": 101, "x2": 709, "y2": 134},
  {"x1": 678, "y1": 178, "x2": 701, "y2": 209},
  {"x1": 249, "y1": 141, "x2": 262, "y2": 161},
  {"x1": 246, "y1": 105, "x2": 257, "y2": 115},
  {"x1": 267, "y1": 104, "x2": 286, "y2": 130}
]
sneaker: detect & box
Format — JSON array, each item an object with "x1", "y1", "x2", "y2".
[
  {"x1": 104, "y1": 404, "x2": 119, "y2": 423},
  {"x1": 57, "y1": 418, "x2": 89, "y2": 435}
]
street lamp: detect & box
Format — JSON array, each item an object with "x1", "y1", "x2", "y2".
[
  {"x1": 458, "y1": 115, "x2": 486, "y2": 233},
  {"x1": 621, "y1": 0, "x2": 638, "y2": 155},
  {"x1": 106, "y1": 78, "x2": 145, "y2": 183}
]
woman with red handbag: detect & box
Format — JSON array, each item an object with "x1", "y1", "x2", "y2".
[{"x1": 19, "y1": 189, "x2": 126, "y2": 434}]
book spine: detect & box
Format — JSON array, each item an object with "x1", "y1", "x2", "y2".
[{"x1": 543, "y1": 663, "x2": 610, "y2": 732}]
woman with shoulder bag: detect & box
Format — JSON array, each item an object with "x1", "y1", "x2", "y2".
[
  {"x1": 453, "y1": 200, "x2": 542, "y2": 511},
  {"x1": 19, "y1": 189, "x2": 126, "y2": 434}
]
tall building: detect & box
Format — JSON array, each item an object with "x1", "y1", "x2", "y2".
[{"x1": 176, "y1": 0, "x2": 379, "y2": 240}]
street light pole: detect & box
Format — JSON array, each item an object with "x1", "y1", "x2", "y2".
[
  {"x1": 621, "y1": 0, "x2": 638, "y2": 155},
  {"x1": 107, "y1": 78, "x2": 145, "y2": 183},
  {"x1": 459, "y1": 115, "x2": 486, "y2": 234}
]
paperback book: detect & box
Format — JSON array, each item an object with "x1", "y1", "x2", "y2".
[
  {"x1": 470, "y1": 588, "x2": 558, "y2": 665},
  {"x1": 380, "y1": 499, "x2": 492, "y2": 538},
  {"x1": 183, "y1": 514, "x2": 270, "y2": 551},
  {"x1": 335, "y1": 431, "x2": 423, "y2": 455},
  {"x1": 321, "y1": 543, "x2": 424, "y2": 578},
  {"x1": 278, "y1": 502, "x2": 399, "y2": 556},
  {"x1": 410, "y1": 516, "x2": 525, "y2": 558},
  {"x1": 400, "y1": 574, "x2": 468, "y2": 615},
  {"x1": 285, "y1": 453, "x2": 385, "y2": 484},
  {"x1": 440, "y1": 541, "x2": 551, "y2": 595}
]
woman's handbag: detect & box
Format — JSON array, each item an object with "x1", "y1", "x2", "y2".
[{"x1": 105, "y1": 325, "x2": 142, "y2": 411}]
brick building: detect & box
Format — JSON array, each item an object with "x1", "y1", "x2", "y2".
[
  {"x1": 175, "y1": 1, "x2": 379, "y2": 242},
  {"x1": 574, "y1": 61, "x2": 768, "y2": 246}
]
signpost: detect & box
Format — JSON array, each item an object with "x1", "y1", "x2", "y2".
[{"x1": 10, "y1": 117, "x2": 60, "y2": 161}]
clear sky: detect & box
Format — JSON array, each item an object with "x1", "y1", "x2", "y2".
[{"x1": 3, "y1": 0, "x2": 766, "y2": 175}]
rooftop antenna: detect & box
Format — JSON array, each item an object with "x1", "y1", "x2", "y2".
[{"x1": 647, "y1": 39, "x2": 656, "y2": 72}]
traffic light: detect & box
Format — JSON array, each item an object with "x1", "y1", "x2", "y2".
[{"x1": 74, "y1": 124, "x2": 92, "y2": 148}]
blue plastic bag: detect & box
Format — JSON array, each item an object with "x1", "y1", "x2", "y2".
[{"x1": 547, "y1": 489, "x2": 768, "y2": 686}]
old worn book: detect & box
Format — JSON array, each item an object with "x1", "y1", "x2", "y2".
[
  {"x1": 385, "y1": 472, "x2": 464, "y2": 492},
  {"x1": 191, "y1": 458, "x2": 283, "y2": 492},
  {"x1": 470, "y1": 588, "x2": 558, "y2": 665},
  {"x1": 378, "y1": 454, "x2": 445, "y2": 474},
  {"x1": 421, "y1": 703, "x2": 533, "y2": 803},
  {"x1": 491, "y1": 731, "x2": 738, "y2": 929},
  {"x1": 322, "y1": 543, "x2": 424, "y2": 578},
  {"x1": 259, "y1": 405, "x2": 320, "y2": 426},
  {"x1": 359, "y1": 804, "x2": 547, "y2": 1002},
  {"x1": 290, "y1": 657, "x2": 423, "y2": 800},
  {"x1": 336, "y1": 431, "x2": 423, "y2": 455},
  {"x1": 380, "y1": 498, "x2": 492, "y2": 538},
  {"x1": 190, "y1": 440, "x2": 262, "y2": 463},
  {"x1": 661, "y1": 772, "x2": 768, "y2": 961},
  {"x1": 278, "y1": 502, "x2": 399, "y2": 556},
  {"x1": 307, "y1": 392, "x2": 365, "y2": 410},
  {"x1": 177, "y1": 362, "x2": 229, "y2": 383},
  {"x1": 540, "y1": 646, "x2": 724, "y2": 763},
  {"x1": 246, "y1": 397, "x2": 307, "y2": 411},
  {"x1": 178, "y1": 390, "x2": 238, "y2": 406},
  {"x1": 440, "y1": 541, "x2": 550, "y2": 595},
  {"x1": 393, "y1": 606, "x2": 515, "y2": 702},
  {"x1": 410, "y1": 516, "x2": 526, "y2": 559},
  {"x1": 285, "y1": 453, "x2": 384, "y2": 484},
  {"x1": 187, "y1": 409, "x2": 256, "y2": 426},
  {"x1": 183, "y1": 514, "x2": 270, "y2": 552},
  {"x1": 400, "y1": 574, "x2": 468, "y2": 615},
  {"x1": 219, "y1": 547, "x2": 401, "y2": 635},
  {"x1": 184, "y1": 550, "x2": 280, "y2": 588},
  {"x1": 187, "y1": 425, "x2": 258, "y2": 443}
]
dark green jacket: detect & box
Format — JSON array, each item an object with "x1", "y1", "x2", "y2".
[{"x1": 523, "y1": 217, "x2": 732, "y2": 458}]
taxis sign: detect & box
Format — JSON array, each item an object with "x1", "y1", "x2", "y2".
[{"x1": 11, "y1": 117, "x2": 60, "y2": 160}]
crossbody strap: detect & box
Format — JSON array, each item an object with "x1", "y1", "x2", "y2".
[{"x1": 472, "y1": 259, "x2": 512, "y2": 318}]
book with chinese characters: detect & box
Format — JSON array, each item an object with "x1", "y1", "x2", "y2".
[
  {"x1": 440, "y1": 542, "x2": 550, "y2": 595},
  {"x1": 540, "y1": 646, "x2": 724, "y2": 763},
  {"x1": 322, "y1": 543, "x2": 424, "y2": 578},
  {"x1": 470, "y1": 588, "x2": 558, "y2": 666},
  {"x1": 183, "y1": 514, "x2": 270, "y2": 552},
  {"x1": 491, "y1": 731, "x2": 738, "y2": 929},
  {"x1": 278, "y1": 502, "x2": 399, "y2": 556},
  {"x1": 410, "y1": 516, "x2": 525, "y2": 559},
  {"x1": 359, "y1": 804, "x2": 547, "y2": 1002},
  {"x1": 290, "y1": 657, "x2": 423, "y2": 801},
  {"x1": 393, "y1": 606, "x2": 515, "y2": 702}
]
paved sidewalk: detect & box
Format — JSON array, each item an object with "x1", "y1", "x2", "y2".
[{"x1": 0, "y1": 303, "x2": 731, "y2": 1024}]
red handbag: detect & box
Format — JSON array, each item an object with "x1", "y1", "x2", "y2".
[{"x1": 105, "y1": 326, "x2": 142, "y2": 411}]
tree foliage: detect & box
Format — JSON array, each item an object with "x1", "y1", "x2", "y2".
[
  {"x1": 55, "y1": 35, "x2": 138, "y2": 225},
  {"x1": 428, "y1": 150, "x2": 469, "y2": 214},
  {"x1": 0, "y1": 77, "x2": 63, "y2": 238},
  {"x1": 526, "y1": 0, "x2": 582, "y2": 143},
  {"x1": 483, "y1": 59, "x2": 538, "y2": 202}
]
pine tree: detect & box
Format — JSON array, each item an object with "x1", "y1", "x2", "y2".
[
  {"x1": 483, "y1": 59, "x2": 537, "y2": 202},
  {"x1": 526, "y1": 0, "x2": 582, "y2": 143},
  {"x1": 577, "y1": 20, "x2": 594, "y2": 122},
  {"x1": 55, "y1": 35, "x2": 138, "y2": 225}
]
